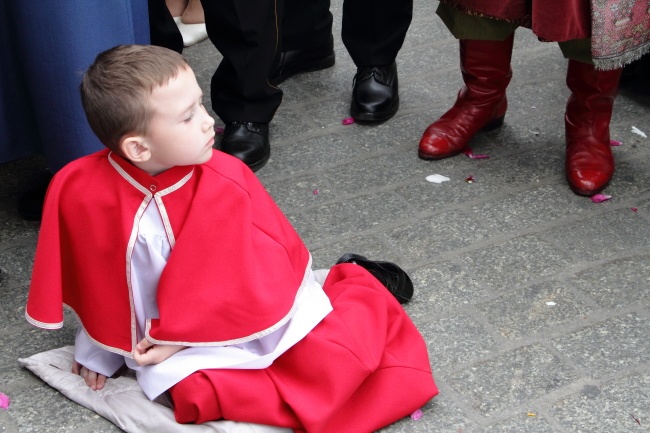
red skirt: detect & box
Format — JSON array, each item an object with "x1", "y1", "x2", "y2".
[
  {"x1": 441, "y1": 0, "x2": 591, "y2": 41},
  {"x1": 169, "y1": 263, "x2": 438, "y2": 433}
]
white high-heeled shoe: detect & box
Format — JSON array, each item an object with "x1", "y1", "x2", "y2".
[{"x1": 176, "y1": 19, "x2": 208, "y2": 47}]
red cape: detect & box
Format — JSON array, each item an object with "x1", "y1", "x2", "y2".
[{"x1": 26, "y1": 149, "x2": 310, "y2": 356}]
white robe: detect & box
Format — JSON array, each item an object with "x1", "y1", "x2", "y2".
[{"x1": 75, "y1": 200, "x2": 332, "y2": 400}]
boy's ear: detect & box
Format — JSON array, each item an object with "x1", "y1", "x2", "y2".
[{"x1": 120, "y1": 135, "x2": 151, "y2": 162}]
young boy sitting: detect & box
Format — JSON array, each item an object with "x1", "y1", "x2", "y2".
[{"x1": 25, "y1": 44, "x2": 437, "y2": 433}]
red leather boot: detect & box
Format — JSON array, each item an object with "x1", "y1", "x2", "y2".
[
  {"x1": 418, "y1": 34, "x2": 514, "y2": 160},
  {"x1": 565, "y1": 60, "x2": 622, "y2": 196}
]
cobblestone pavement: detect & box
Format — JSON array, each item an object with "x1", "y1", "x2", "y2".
[{"x1": 1, "y1": 0, "x2": 650, "y2": 431}]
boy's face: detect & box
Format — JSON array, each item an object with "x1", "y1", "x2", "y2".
[{"x1": 142, "y1": 66, "x2": 215, "y2": 173}]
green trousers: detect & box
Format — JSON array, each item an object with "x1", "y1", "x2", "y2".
[{"x1": 436, "y1": 3, "x2": 592, "y2": 64}]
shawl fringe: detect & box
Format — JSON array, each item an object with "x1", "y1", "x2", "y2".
[{"x1": 594, "y1": 42, "x2": 650, "y2": 71}]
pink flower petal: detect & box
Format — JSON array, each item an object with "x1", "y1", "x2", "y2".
[
  {"x1": 590, "y1": 194, "x2": 612, "y2": 203},
  {"x1": 215, "y1": 126, "x2": 225, "y2": 135},
  {"x1": 631, "y1": 207, "x2": 638, "y2": 212},
  {"x1": 462, "y1": 148, "x2": 490, "y2": 159},
  {"x1": 342, "y1": 117, "x2": 355, "y2": 125},
  {"x1": 0, "y1": 392, "x2": 10, "y2": 410},
  {"x1": 610, "y1": 139, "x2": 622, "y2": 146},
  {"x1": 313, "y1": 189, "x2": 320, "y2": 195},
  {"x1": 410, "y1": 409, "x2": 423, "y2": 420}
]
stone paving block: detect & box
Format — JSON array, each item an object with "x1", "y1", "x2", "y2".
[
  {"x1": 339, "y1": 113, "x2": 434, "y2": 152},
  {"x1": 0, "y1": 239, "x2": 37, "y2": 287},
  {"x1": 321, "y1": 151, "x2": 430, "y2": 195},
  {"x1": 600, "y1": 372, "x2": 650, "y2": 429},
  {"x1": 635, "y1": 198, "x2": 650, "y2": 213},
  {"x1": 376, "y1": 395, "x2": 480, "y2": 433},
  {"x1": 301, "y1": 98, "x2": 355, "y2": 129},
  {"x1": 0, "y1": 327, "x2": 75, "y2": 368},
  {"x1": 354, "y1": 111, "x2": 425, "y2": 141},
  {"x1": 0, "y1": 409, "x2": 20, "y2": 433},
  {"x1": 0, "y1": 365, "x2": 36, "y2": 388},
  {"x1": 399, "y1": 46, "x2": 459, "y2": 84},
  {"x1": 400, "y1": 80, "x2": 446, "y2": 112},
  {"x1": 551, "y1": 313, "x2": 650, "y2": 379},
  {"x1": 476, "y1": 280, "x2": 595, "y2": 340},
  {"x1": 478, "y1": 413, "x2": 558, "y2": 433},
  {"x1": 446, "y1": 344, "x2": 578, "y2": 416},
  {"x1": 612, "y1": 97, "x2": 650, "y2": 129},
  {"x1": 469, "y1": 185, "x2": 588, "y2": 233},
  {"x1": 414, "y1": 76, "x2": 464, "y2": 115},
  {"x1": 267, "y1": 108, "x2": 319, "y2": 145},
  {"x1": 305, "y1": 191, "x2": 414, "y2": 236},
  {"x1": 0, "y1": 212, "x2": 36, "y2": 245},
  {"x1": 460, "y1": 234, "x2": 575, "y2": 289},
  {"x1": 284, "y1": 212, "x2": 329, "y2": 248},
  {"x1": 570, "y1": 254, "x2": 650, "y2": 309},
  {"x1": 506, "y1": 78, "x2": 567, "y2": 125},
  {"x1": 273, "y1": 78, "x2": 318, "y2": 106},
  {"x1": 409, "y1": 261, "x2": 494, "y2": 312},
  {"x1": 477, "y1": 143, "x2": 565, "y2": 185},
  {"x1": 264, "y1": 174, "x2": 334, "y2": 211},
  {"x1": 0, "y1": 283, "x2": 30, "y2": 328},
  {"x1": 267, "y1": 132, "x2": 365, "y2": 176},
  {"x1": 509, "y1": 50, "x2": 567, "y2": 98},
  {"x1": 502, "y1": 110, "x2": 565, "y2": 154},
  {"x1": 396, "y1": 172, "x2": 502, "y2": 211},
  {"x1": 601, "y1": 157, "x2": 650, "y2": 201},
  {"x1": 418, "y1": 313, "x2": 499, "y2": 372},
  {"x1": 551, "y1": 373, "x2": 650, "y2": 433},
  {"x1": 384, "y1": 210, "x2": 493, "y2": 261},
  {"x1": 403, "y1": 9, "x2": 454, "y2": 50},
  {"x1": 5, "y1": 381, "x2": 119, "y2": 433},
  {"x1": 281, "y1": 56, "x2": 355, "y2": 100},
  {"x1": 549, "y1": 209, "x2": 650, "y2": 262},
  {"x1": 309, "y1": 235, "x2": 403, "y2": 271}
]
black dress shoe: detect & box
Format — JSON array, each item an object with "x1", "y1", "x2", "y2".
[
  {"x1": 269, "y1": 35, "x2": 336, "y2": 86},
  {"x1": 350, "y1": 62, "x2": 399, "y2": 122},
  {"x1": 219, "y1": 122, "x2": 270, "y2": 172},
  {"x1": 336, "y1": 253, "x2": 414, "y2": 304}
]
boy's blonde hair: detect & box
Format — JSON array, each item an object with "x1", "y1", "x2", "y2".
[{"x1": 80, "y1": 44, "x2": 189, "y2": 152}]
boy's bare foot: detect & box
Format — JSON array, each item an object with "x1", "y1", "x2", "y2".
[
  {"x1": 180, "y1": 0, "x2": 205, "y2": 24},
  {"x1": 165, "y1": 0, "x2": 188, "y2": 17}
]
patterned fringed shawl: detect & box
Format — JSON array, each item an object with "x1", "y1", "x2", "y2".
[{"x1": 591, "y1": 0, "x2": 650, "y2": 70}]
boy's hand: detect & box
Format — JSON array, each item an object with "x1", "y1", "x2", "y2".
[
  {"x1": 133, "y1": 338, "x2": 187, "y2": 366},
  {"x1": 72, "y1": 361, "x2": 107, "y2": 391}
]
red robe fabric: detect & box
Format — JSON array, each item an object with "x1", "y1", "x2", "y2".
[
  {"x1": 170, "y1": 264, "x2": 438, "y2": 433},
  {"x1": 440, "y1": 0, "x2": 591, "y2": 42},
  {"x1": 26, "y1": 149, "x2": 310, "y2": 356}
]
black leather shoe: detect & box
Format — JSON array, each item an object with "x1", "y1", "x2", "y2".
[
  {"x1": 336, "y1": 253, "x2": 414, "y2": 304},
  {"x1": 219, "y1": 122, "x2": 270, "y2": 172},
  {"x1": 350, "y1": 62, "x2": 399, "y2": 122},
  {"x1": 270, "y1": 35, "x2": 336, "y2": 85}
]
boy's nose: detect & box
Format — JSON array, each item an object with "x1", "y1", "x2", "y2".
[{"x1": 203, "y1": 113, "x2": 215, "y2": 131}]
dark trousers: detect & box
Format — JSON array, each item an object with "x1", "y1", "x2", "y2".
[
  {"x1": 148, "y1": 0, "x2": 183, "y2": 54},
  {"x1": 201, "y1": 0, "x2": 413, "y2": 123}
]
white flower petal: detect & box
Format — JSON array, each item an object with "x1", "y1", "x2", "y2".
[{"x1": 426, "y1": 174, "x2": 450, "y2": 184}]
